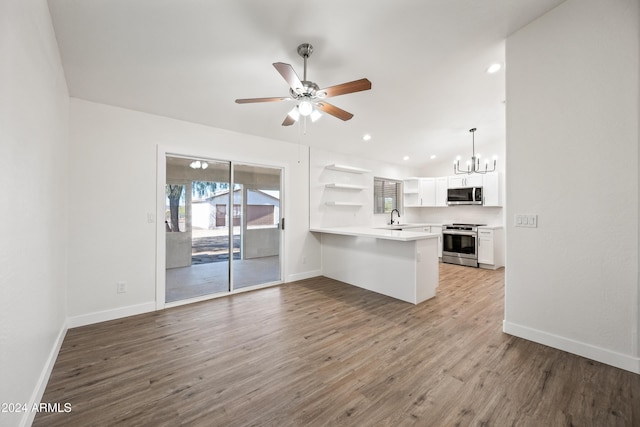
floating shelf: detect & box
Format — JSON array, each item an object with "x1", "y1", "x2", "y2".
[
  {"x1": 325, "y1": 183, "x2": 366, "y2": 190},
  {"x1": 325, "y1": 201, "x2": 363, "y2": 206},
  {"x1": 325, "y1": 164, "x2": 371, "y2": 174}
]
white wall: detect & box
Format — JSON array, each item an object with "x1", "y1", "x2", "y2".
[
  {"x1": 0, "y1": 1, "x2": 69, "y2": 426},
  {"x1": 309, "y1": 147, "x2": 421, "y2": 228},
  {"x1": 505, "y1": 0, "x2": 639, "y2": 372},
  {"x1": 403, "y1": 205, "x2": 504, "y2": 228},
  {"x1": 67, "y1": 99, "x2": 321, "y2": 324}
]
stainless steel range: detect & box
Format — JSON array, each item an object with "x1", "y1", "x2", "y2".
[{"x1": 441, "y1": 223, "x2": 486, "y2": 267}]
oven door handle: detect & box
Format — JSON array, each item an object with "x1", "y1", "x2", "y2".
[{"x1": 443, "y1": 230, "x2": 476, "y2": 236}]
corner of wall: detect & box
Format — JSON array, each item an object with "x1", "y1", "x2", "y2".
[{"x1": 20, "y1": 320, "x2": 68, "y2": 427}]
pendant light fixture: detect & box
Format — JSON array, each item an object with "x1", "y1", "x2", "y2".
[{"x1": 453, "y1": 128, "x2": 497, "y2": 175}]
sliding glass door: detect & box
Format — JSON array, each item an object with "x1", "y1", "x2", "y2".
[
  {"x1": 164, "y1": 155, "x2": 282, "y2": 304},
  {"x1": 232, "y1": 163, "x2": 282, "y2": 289}
]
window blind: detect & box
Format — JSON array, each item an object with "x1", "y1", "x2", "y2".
[{"x1": 374, "y1": 177, "x2": 402, "y2": 214}]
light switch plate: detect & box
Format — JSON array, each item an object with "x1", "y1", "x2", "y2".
[{"x1": 515, "y1": 214, "x2": 537, "y2": 228}]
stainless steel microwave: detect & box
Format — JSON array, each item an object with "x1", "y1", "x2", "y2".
[{"x1": 447, "y1": 187, "x2": 483, "y2": 205}]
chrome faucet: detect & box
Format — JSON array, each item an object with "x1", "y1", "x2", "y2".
[{"x1": 390, "y1": 209, "x2": 400, "y2": 225}]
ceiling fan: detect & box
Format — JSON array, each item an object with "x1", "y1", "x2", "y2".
[{"x1": 235, "y1": 43, "x2": 372, "y2": 126}]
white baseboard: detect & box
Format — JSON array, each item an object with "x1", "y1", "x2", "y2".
[
  {"x1": 21, "y1": 321, "x2": 68, "y2": 427},
  {"x1": 286, "y1": 270, "x2": 322, "y2": 283},
  {"x1": 503, "y1": 320, "x2": 640, "y2": 374},
  {"x1": 67, "y1": 301, "x2": 156, "y2": 328}
]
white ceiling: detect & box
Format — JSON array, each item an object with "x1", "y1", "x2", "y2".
[{"x1": 47, "y1": 0, "x2": 565, "y2": 167}]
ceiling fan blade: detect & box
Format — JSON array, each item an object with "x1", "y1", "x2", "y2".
[
  {"x1": 316, "y1": 102, "x2": 354, "y2": 121},
  {"x1": 319, "y1": 78, "x2": 372, "y2": 98},
  {"x1": 282, "y1": 114, "x2": 296, "y2": 126},
  {"x1": 235, "y1": 97, "x2": 289, "y2": 104},
  {"x1": 273, "y1": 62, "x2": 303, "y2": 92}
]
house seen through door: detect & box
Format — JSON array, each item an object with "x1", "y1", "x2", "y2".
[{"x1": 165, "y1": 156, "x2": 282, "y2": 303}]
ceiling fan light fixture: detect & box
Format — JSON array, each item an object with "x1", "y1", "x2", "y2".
[
  {"x1": 298, "y1": 99, "x2": 313, "y2": 116},
  {"x1": 310, "y1": 109, "x2": 322, "y2": 122},
  {"x1": 235, "y1": 43, "x2": 371, "y2": 126},
  {"x1": 288, "y1": 107, "x2": 301, "y2": 121}
]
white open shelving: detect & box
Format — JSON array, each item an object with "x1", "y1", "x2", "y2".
[
  {"x1": 324, "y1": 163, "x2": 369, "y2": 208},
  {"x1": 325, "y1": 164, "x2": 371, "y2": 174},
  {"x1": 324, "y1": 183, "x2": 366, "y2": 190},
  {"x1": 325, "y1": 201, "x2": 363, "y2": 206}
]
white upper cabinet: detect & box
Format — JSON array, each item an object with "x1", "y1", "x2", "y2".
[
  {"x1": 435, "y1": 177, "x2": 448, "y2": 207},
  {"x1": 404, "y1": 178, "x2": 435, "y2": 207},
  {"x1": 448, "y1": 174, "x2": 483, "y2": 188},
  {"x1": 403, "y1": 178, "x2": 420, "y2": 207},
  {"x1": 482, "y1": 172, "x2": 501, "y2": 207},
  {"x1": 419, "y1": 178, "x2": 436, "y2": 206},
  {"x1": 406, "y1": 173, "x2": 500, "y2": 208}
]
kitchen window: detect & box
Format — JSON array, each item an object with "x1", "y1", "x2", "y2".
[{"x1": 374, "y1": 177, "x2": 402, "y2": 214}]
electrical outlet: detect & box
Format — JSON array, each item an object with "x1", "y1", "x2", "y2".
[
  {"x1": 116, "y1": 281, "x2": 127, "y2": 294},
  {"x1": 302, "y1": 256, "x2": 307, "y2": 265}
]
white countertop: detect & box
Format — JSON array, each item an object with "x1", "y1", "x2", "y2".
[
  {"x1": 310, "y1": 226, "x2": 440, "y2": 242},
  {"x1": 388, "y1": 223, "x2": 441, "y2": 228},
  {"x1": 373, "y1": 223, "x2": 442, "y2": 230}
]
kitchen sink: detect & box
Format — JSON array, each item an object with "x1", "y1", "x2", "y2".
[{"x1": 375, "y1": 224, "x2": 409, "y2": 230}]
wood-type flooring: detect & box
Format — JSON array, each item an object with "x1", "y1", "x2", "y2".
[{"x1": 34, "y1": 264, "x2": 640, "y2": 426}]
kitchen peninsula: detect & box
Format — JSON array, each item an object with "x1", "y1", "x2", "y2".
[{"x1": 310, "y1": 226, "x2": 439, "y2": 304}]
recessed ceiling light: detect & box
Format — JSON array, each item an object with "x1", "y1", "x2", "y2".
[
  {"x1": 487, "y1": 63, "x2": 502, "y2": 74},
  {"x1": 430, "y1": 155, "x2": 437, "y2": 159},
  {"x1": 403, "y1": 156, "x2": 410, "y2": 161},
  {"x1": 363, "y1": 134, "x2": 372, "y2": 141}
]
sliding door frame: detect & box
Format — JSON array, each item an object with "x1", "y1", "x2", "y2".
[{"x1": 155, "y1": 145, "x2": 285, "y2": 311}]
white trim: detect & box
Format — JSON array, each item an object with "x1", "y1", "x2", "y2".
[
  {"x1": 286, "y1": 270, "x2": 322, "y2": 283},
  {"x1": 165, "y1": 291, "x2": 233, "y2": 309},
  {"x1": 503, "y1": 320, "x2": 640, "y2": 374},
  {"x1": 68, "y1": 302, "x2": 156, "y2": 328},
  {"x1": 21, "y1": 321, "x2": 67, "y2": 427},
  {"x1": 155, "y1": 145, "x2": 167, "y2": 310}
]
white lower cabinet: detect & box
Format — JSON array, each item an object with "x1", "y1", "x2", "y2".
[
  {"x1": 477, "y1": 227, "x2": 504, "y2": 269},
  {"x1": 400, "y1": 225, "x2": 442, "y2": 258},
  {"x1": 477, "y1": 229, "x2": 494, "y2": 264},
  {"x1": 422, "y1": 226, "x2": 443, "y2": 258}
]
